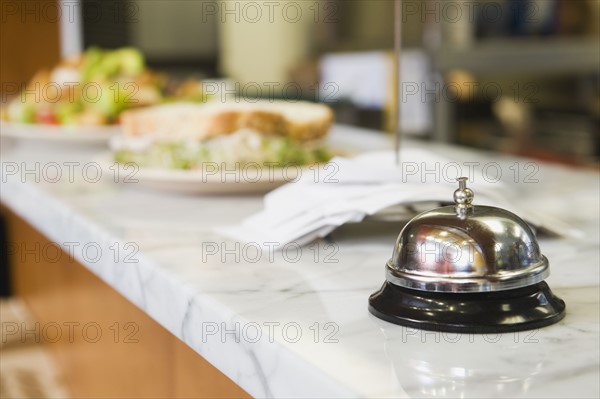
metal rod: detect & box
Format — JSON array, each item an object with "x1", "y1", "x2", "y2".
[{"x1": 394, "y1": 0, "x2": 402, "y2": 166}]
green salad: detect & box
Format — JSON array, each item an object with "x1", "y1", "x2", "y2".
[{"x1": 2, "y1": 47, "x2": 165, "y2": 126}]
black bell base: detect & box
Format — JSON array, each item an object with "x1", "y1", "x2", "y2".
[{"x1": 369, "y1": 281, "x2": 566, "y2": 333}]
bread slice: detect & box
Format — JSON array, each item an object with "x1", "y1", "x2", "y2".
[{"x1": 120, "y1": 100, "x2": 334, "y2": 142}]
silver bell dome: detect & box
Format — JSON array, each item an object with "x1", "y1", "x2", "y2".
[{"x1": 386, "y1": 178, "x2": 549, "y2": 293}]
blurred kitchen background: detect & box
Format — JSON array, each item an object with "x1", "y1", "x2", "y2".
[{"x1": 2, "y1": 0, "x2": 599, "y2": 165}]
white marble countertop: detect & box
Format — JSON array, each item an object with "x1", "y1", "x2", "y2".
[{"x1": 1, "y1": 125, "x2": 598, "y2": 398}]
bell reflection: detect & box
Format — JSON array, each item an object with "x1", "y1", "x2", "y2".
[
  {"x1": 399, "y1": 225, "x2": 487, "y2": 276},
  {"x1": 376, "y1": 320, "x2": 549, "y2": 398}
]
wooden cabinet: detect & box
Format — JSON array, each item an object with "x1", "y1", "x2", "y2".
[{"x1": 2, "y1": 207, "x2": 250, "y2": 398}]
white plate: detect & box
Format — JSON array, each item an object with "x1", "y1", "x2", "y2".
[
  {"x1": 0, "y1": 121, "x2": 119, "y2": 144},
  {"x1": 97, "y1": 153, "x2": 313, "y2": 195}
]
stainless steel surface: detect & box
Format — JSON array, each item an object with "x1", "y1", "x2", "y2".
[
  {"x1": 433, "y1": 38, "x2": 600, "y2": 75},
  {"x1": 386, "y1": 178, "x2": 550, "y2": 292},
  {"x1": 393, "y1": 0, "x2": 402, "y2": 165}
]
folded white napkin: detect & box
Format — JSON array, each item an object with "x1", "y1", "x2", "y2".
[{"x1": 218, "y1": 150, "x2": 569, "y2": 248}]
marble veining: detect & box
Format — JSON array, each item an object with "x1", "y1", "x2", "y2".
[{"x1": 0, "y1": 126, "x2": 598, "y2": 398}]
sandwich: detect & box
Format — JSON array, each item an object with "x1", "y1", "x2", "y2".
[{"x1": 113, "y1": 100, "x2": 335, "y2": 170}]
